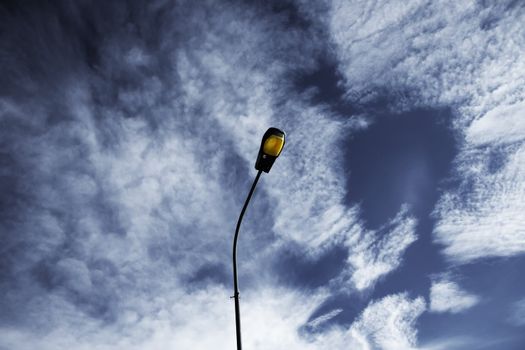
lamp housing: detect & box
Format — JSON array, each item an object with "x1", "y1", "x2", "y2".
[{"x1": 255, "y1": 127, "x2": 285, "y2": 173}]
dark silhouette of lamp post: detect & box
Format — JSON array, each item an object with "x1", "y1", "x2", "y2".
[{"x1": 232, "y1": 127, "x2": 286, "y2": 350}]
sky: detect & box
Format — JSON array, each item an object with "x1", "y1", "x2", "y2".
[{"x1": 1, "y1": 0, "x2": 524, "y2": 349}]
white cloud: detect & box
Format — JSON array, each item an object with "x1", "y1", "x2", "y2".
[
  {"x1": 347, "y1": 207, "x2": 417, "y2": 290},
  {"x1": 433, "y1": 143, "x2": 525, "y2": 263},
  {"x1": 329, "y1": 0, "x2": 525, "y2": 118},
  {"x1": 0, "y1": 287, "x2": 427, "y2": 350},
  {"x1": 466, "y1": 100, "x2": 525, "y2": 146},
  {"x1": 301, "y1": 293, "x2": 427, "y2": 350},
  {"x1": 429, "y1": 278, "x2": 480, "y2": 314},
  {"x1": 348, "y1": 293, "x2": 426, "y2": 350},
  {"x1": 0, "y1": 2, "x2": 425, "y2": 349},
  {"x1": 329, "y1": 0, "x2": 525, "y2": 264},
  {"x1": 432, "y1": 100, "x2": 525, "y2": 264}
]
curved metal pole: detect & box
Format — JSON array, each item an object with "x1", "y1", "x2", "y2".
[{"x1": 232, "y1": 169, "x2": 263, "y2": 350}]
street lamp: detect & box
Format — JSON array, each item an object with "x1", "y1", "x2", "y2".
[{"x1": 232, "y1": 127, "x2": 285, "y2": 350}]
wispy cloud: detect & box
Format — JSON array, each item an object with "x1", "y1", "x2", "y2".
[
  {"x1": 433, "y1": 142, "x2": 525, "y2": 264},
  {"x1": 297, "y1": 293, "x2": 426, "y2": 350},
  {"x1": 346, "y1": 206, "x2": 417, "y2": 290},
  {"x1": 329, "y1": 0, "x2": 525, "y2": 117},
  {"x1": 0, "y1": 284, "x2": 427, "y2": 350},
  {"x1": 429, "y1": 278, "x2": 480, "y2": 314},
  {"x1": 329, "y1": 0, "x2": 525, "y2": 265},
  {"x1": 0, "y1": 1, "x2": 423, "y2": 349},
  {"x1": 3, "y1": 0, "x2": 523, "y2": 348},
  {"x1": 466, "y1": 101, "x2": 525, "y2": 147},
  {"x1": 348, "y1": 293, "x2": 426, "y2": 350}
]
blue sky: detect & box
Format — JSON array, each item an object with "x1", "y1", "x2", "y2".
[{"x1": 1, "y1": 1, "x2": 525, "y2": 349}]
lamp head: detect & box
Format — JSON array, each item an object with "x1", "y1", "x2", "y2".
[{"x1": 255, "y1": 127, "x2": 286, "y2": 173}]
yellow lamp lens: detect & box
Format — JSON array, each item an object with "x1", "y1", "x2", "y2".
[{"x1": 263, "y1": 134, "x2": 284, "y2": 156}]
